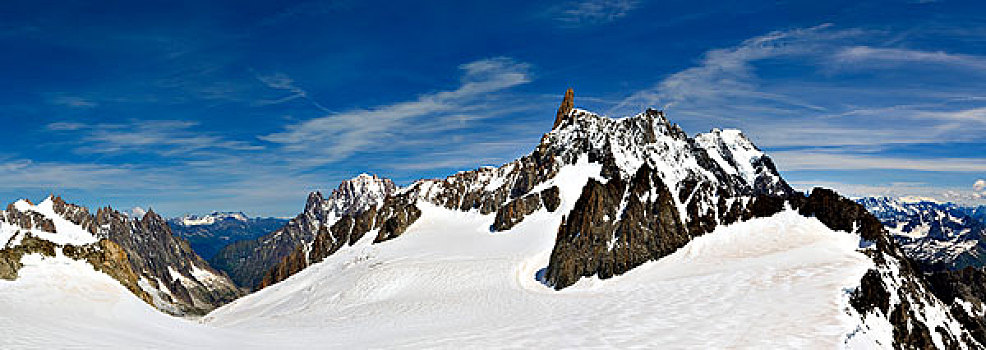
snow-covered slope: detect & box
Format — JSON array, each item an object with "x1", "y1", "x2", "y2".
[
  {"x1": 204, "y1": 202, "x2": 876, "y2": 348},
  {"x1": 0, "y1": 201, "x2": 877, "y2": 348},
  {"x1": 0, "y1": 253, "x2": 250, "y2": 348}
]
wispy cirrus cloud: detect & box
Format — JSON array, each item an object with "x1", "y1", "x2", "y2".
[
  {"x1": 49, "y1": 96, "x2": 98, "y2": 109},
  {"x1": 262, "y1": 57, "x2": 534, "y2": 167},
  {"x1": 27, "y1": 56, "x2": 546, "y2": 215},
  {"x1": 834, "y1": 46, "x2": 986, "y2": 70},
  {"x1": 552, "y1": 0, "x2": 638, "y2": 27},
  {"x1": 613, "y1": 23, "x2": 849, "y2": 114},
  {"x1": 254, "y1": 72, "x2": 332, "y2": 113},
  {"x1": 47, "y1": 119, "x2": 263, "y2": 157},
  {"x1": 771, "y1": 151, "x2": 986, "y2": 172}
]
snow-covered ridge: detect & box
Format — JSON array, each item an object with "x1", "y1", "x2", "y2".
[
  {"x1": 174, "y1": 212, "x2": 251, "y2": 226},
  {"x1": 400, "y1": 108, "x2": 791, "y2": 222},
  {"x1": 2, "y1": 197, "x2": 98, "y2": 246}
]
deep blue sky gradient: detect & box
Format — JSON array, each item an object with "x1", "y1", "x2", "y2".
[{"x1": 2, "y1": 0, "x2": 985, "y2": 216}]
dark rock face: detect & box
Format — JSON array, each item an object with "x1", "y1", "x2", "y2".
[
  {"x1": 792, "y1": 188, "x2": 885, "y2": 242},
  {"x1": 492, "y1": 193, "x2": 543, "y2": 231},
  {"x1": 93, "y1": 207, "x2": 242, "y2": 315},
  {"x1": 925, "y1": 267, "x2": 986, "y2": 345},
  {"x1": 545, "y1": 165, "x2": 691, "y2": 288},
  {"x1": 851, "y1": 269, "x2": 891, "y2": 316},
  {"x1": 544, "y1": 164, "x2": 791, "y2": 289},
  {"x1": 491, "y1": 186, "x2": 563, "y2": 232},
  {"x1": 3, "y1": 203, "x2": 56, "y2": 233},
  {"x1": 541, "y1": 186, "x2": 561, "y2": 212}
]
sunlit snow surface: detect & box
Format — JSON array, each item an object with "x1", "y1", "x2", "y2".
[{"x1": 1, "y1": 205, "x2": 875, "y2": 348}]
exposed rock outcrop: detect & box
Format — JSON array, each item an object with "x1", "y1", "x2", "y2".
[
  {"x1": 553, "y1": 88, "x2": 575, "y2": 129},
  {"x1": 63, "y1": 239, "x2": 154, "y2": 305},
  {"x1": 0, "y1": 234, "x2": 56, "y2": 280}
]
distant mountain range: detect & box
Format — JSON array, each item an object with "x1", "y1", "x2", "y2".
[
  {"x1": 167, "y1": 212, "x2": 288, "y2": 261},
  {"x1": 858, "y1": 197, "x2": 986, "y2": 271}
]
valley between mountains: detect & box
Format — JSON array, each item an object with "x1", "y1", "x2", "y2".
[{"x1": 2, "y1": 90, "x2": 985, "y2": 349}]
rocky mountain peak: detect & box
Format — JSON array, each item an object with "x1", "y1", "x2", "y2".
[
  {"x1": 324, "y1": 173, "x2": 398, "y2": 217},
  {"x1": 213, "y1": 173, "x2": 399, "y2": 289},
  {"x1": 552, "y1": 88, "x2": 575, "y2": 129},
  {"x1": 304, "y1": 191, "x2": 325, "y2": 212}
]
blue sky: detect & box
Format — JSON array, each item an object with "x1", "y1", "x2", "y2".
[{"x1": 2, "y1": 0, "x2": 985, "y2": 216}]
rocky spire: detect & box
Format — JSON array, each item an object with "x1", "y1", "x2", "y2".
[{"x1": 552, "y1": 88, "x2": 575, "y2": 129}]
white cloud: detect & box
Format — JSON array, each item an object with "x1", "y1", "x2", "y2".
[
  {"x1": 48, "y1": 119, "x2": 263, "y2": 157},
  {"x1": 49, "y1": 96, "x2": 97, "y2": 108},
  {"x1": 553, "y1": 0, "x2": 637, "y2": 27},
  {"x1": 46, "y1": 122, "x2": 87, "y2": 131},
  {"x1": 787, "y1": 179, "x2": 986, "y2": 205},
  {"x1": 771, "y1": 151, "x2": 986, "y2": 172},
  {"x1": 974, "y1": 179, "x2": 986, "y2": 199},
  {"x1": 834, "y1": 46, "x2": 986, "y2": 71},
  {"x1": 613, "y1": 24, "x2": 847, "y2": 114},
  {"x1": 262, "y1": 57, "x2": 533, "y2": 166},
  {"x1": 254, "y1": 72, "x2": 331, "y2": 113}
]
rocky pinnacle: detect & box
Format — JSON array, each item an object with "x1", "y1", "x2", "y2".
[{"x1": 553, "y1": 88, "x2": 575, "y2": 129}]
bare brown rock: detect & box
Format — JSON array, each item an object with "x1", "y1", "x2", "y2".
[
  {"x1": 552, "y1": 88, "x2": 575, "y2": 129},
  {"x1": 492, "y1": 193, "x2": 542, "y2": 231},
  {"x1": 63, "y1": 240, "x2": 154, "y2": 305},
  {"x1": 0, "y1": 233, "x2": 57, "y2": 280}
]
